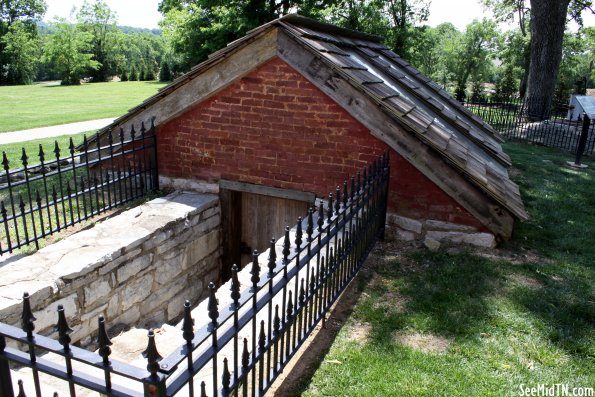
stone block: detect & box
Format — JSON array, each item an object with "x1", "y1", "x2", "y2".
[
  {"x1": 424, "y1": 220, "x2": 477, "y2": 232},
  {"x1": 121, "y1": 273, "x2": 154, "y2": 311},
  {"x1": 117, "y1": 254, "x2": 153, "y2": 285},
  {"x1": 83, "y1": 277, "x2": 112, "y2": 306},
  {"x1": 425, "y1": 231, "x2": 496, "y2": 248},
  {"x1": 423, "y1": 238, "x2": 441, "y2": 251},
  {"x1": 99, "y1": 248, "x2": 142, "y2": 275},
  {"x1": 155, "y1": 253, "x2": 184, "y2": 285},
  {"x1": 167, "y1": 294, "x2": 188, "y2": 322},
  {"x1": 81, "y1": 303, "x2": 108, "y2": 322},
  {"x1": 112, "y1": 305, "x2": 141, "y2": 327},
  {"x1": 388, "y1": 214, "x2": 422, "y2": 234},
  {"x1": 395, "y1": 228, "x2": 416, "y2": 242},
  {"x1": 33, "y1": 293, "x2": 78, "y2": 333},
  {"x1": 183, "y1": 229, "x2": 220, "y2": 269}
]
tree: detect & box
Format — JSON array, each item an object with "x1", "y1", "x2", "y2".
[
  {"x1": 43, "y1": 18, "x2": 100, "y2": 85},
  {"x1": 120, "y1": 68, "x2": 128, "y2": 81},
  {"x1": 0, "y1": 0, "x2": 47, "y2": 84},
  {"x1": 129, "y1": 65, "x2": 138, "y2": 81},
  {"x1": 159, "y1": 60, "x2": 172, "y2": 81},
  {"x1": 483, "y1": 0, "x2": 595, "y2": 118},
  {"x1": 525, "y1": 0, "x2": 571, "y2": 118},
  {"x1": 443, "y1": 20, "x2": 498, "y2": 101},
  {"x1": 1, "y1": 20, "x2": 38, "y2": 84},
  {"x1": 77, "y1": 0, "x2": 122, "y2": 82}
]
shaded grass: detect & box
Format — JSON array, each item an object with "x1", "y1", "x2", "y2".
[
  {"x1": 0, "y1": 81, "x2": 166, "y2": 132},
  {"x1": 303, "y1": 143, "x2": 595, "y2": 397}
]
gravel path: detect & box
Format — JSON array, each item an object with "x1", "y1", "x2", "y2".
[{"x1": 0, "y1": 118, "x2": 115, "y2": 145}]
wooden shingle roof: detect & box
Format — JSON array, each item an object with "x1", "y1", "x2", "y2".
[{"x1": 277, "y1": 15, "x2": 527, "y2": 221}]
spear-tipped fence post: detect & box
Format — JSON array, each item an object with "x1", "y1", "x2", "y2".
[
  {"x1": 267, "y1": 239, "x2": 276, "y2": 276},
  {"x1": 97, "y1": 315, "x2": 113, "y2": 391},
  {"x1": 295, "y1": 217, "x2": 302, "y2": 252},
  {"x1": 221, "y1": 357, "x2": 230, "y2": 396},
  {"x1": 282, "y1": 226, "x2": 290, "y2": 264},
  {"x1": 0, "y1": 334, "x2": 14, "y2": 397},
  {"x1": 317, "y1": 202, "x2": 324, "y2": 232},
  {"x1": 142, "y1": 330, "x2": 166, "y2": 397},
  {"x1": 15, "y1": 380, "x2": 25, "y2": 397}
]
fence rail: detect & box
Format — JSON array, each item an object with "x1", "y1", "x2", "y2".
[
  {"x1": 463, "y1": 96, "x2": 595, "y2": 156},
  {"x1": 0, "y1": 122, "x2": 159, "y2": 255},
  {"x1": 0, "y1": 153, "x2": 390, "y2": 397}
]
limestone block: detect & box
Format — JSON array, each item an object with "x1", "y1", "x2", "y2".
[
  {"x1": 33, "y1": 294, "x2": 78, "y2": 332},
  {"x1": 201, "y1": 206, "x2": 220, "y2": 220},
  {"x1": 424, "y1": 220, "x2": 478, "y2": 232},
  {"x1": 99, "y1": 248, "x2": 142, "y2": 276},
  {"x1": 183, "y1": 229, "x2": 220, "y2": 269},
  {"x1": 107, "y1": 294, "x2": 119, "y2": 320},
  {"x1": 395, "y1": 228, "x2": 416, "y2": 242},
  {"x1": 117, "y1": 254, "x2": 153, "y2": 285},
  {"x1": 83, "y1": 277, "x2": 112, "y2": 306},
  {"x1": 81, "y1": 303, "x2": 108, "y2": 322},
  {"x1": 425, "y1": 231, "x2": 496, "y2": 248},
  {"x1": 112, "y1": 305, "x2": 141, "y2": 327},
  {"x1": 423, "y1": 238, "x2": 441, "y2": 251},
  {"x1": 194, "y1": 215, "x2": 221, "y2": 235},
  {"x1": 121, "y1": 273, "x2": 154, "y2": 311},
  {"x1": 155, "y1": 254, "x2": 184, "y2": 285},
  {"x1": 388, "y1": 214, "x2": 422, "y2": 234},
  {"x1": 167, "y1": 294, "x2": 188, "y2": 322}
]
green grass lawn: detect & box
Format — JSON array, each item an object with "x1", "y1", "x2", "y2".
[
  {"x1": 302, "y1": 143, "x2": 594, "y2": 396},
  {"x1": 0, "y1": 81, "x2": 166, "y2": 132},
  {"x1": 0, "y1": 132, "x2": 89, "y2": 168}
]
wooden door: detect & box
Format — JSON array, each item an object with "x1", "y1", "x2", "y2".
[
  {"x1": 220, "y1": 187, "x2": 311, "y2": 280},
  {"x1": 240, "y1": 192, "x2": 309, "y2": 266}
]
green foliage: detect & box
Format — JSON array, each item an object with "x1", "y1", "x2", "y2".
[
  {"x1": 0, "y1": 20, "x2": 39, "y2": 84},
  {"x1": 0, "y1": 0, "x2": 46, "y2": 84},
  {"x1": 43, "y1": 18, "x2": 99, "y2": 85},
  {"x1": 159, "y1": 60, "x2": 172, "y2": 81},
  {"x1": 120, "y1": 68, "x2": 128, "y2": 81},
  {"x1": 494, "y1": 63, "x2": 518, "y2": 100},
  {"x1": 129, "y1": 65, "x2": 138, "y2": 81},
  {"x1": 77, "y1": 0, "x2": 122, "y2": 82}
]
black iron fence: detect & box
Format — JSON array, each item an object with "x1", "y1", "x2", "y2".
[
  {"x1": 463, "y1": 96, "x2": 595, "y2": 156},
  {"x1": 0, "y1": 122, "x2": 159, "y2": 255},
  {"x1": 0, "y1": 153, "x2": 390, "y2": 397}
]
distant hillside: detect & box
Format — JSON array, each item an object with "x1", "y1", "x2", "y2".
[{"x1": 37, "y1": 21, "x2": 160, "y2": 36}]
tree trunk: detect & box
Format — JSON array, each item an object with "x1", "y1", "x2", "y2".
[{"x1": 525, "y1": 0, "x2": 570, "y2": 120}]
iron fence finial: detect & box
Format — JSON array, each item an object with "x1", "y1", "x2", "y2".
[
  {"x1": 21, "y1": 292, "x2": 36, "y2": 338},
  {"x1": 182, "y1": 300, "x2": 194, "y2": 344}
]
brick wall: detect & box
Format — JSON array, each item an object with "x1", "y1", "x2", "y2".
[{"x1": 157, "y1": 57, "x2": 484, "y2": 229}]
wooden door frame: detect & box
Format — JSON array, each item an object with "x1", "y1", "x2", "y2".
[{"x1": 219, "y1": 180, "x2": 316, "y2": 280}]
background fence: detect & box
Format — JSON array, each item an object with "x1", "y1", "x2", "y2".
[
  {"x1": 0, "y1": 123, "x2": 159, "y2": 255},
  {"x1": 0, "y1": 153, "x2": 389, "y2": 397},
  {"x1": 463, "y1": 96, "x2": 595, "y2": 156}
]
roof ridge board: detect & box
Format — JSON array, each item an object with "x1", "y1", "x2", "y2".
[
  {"x1": 358, "y1": 49, "x2": 511, "y2": 167},
  {"x1": 279, "y1": 14, "x2": 385, "y2": 43}
]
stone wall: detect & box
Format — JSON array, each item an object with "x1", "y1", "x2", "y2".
[{"x1": 0, "y1": 192, "x2": 221, "y2": 346}]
